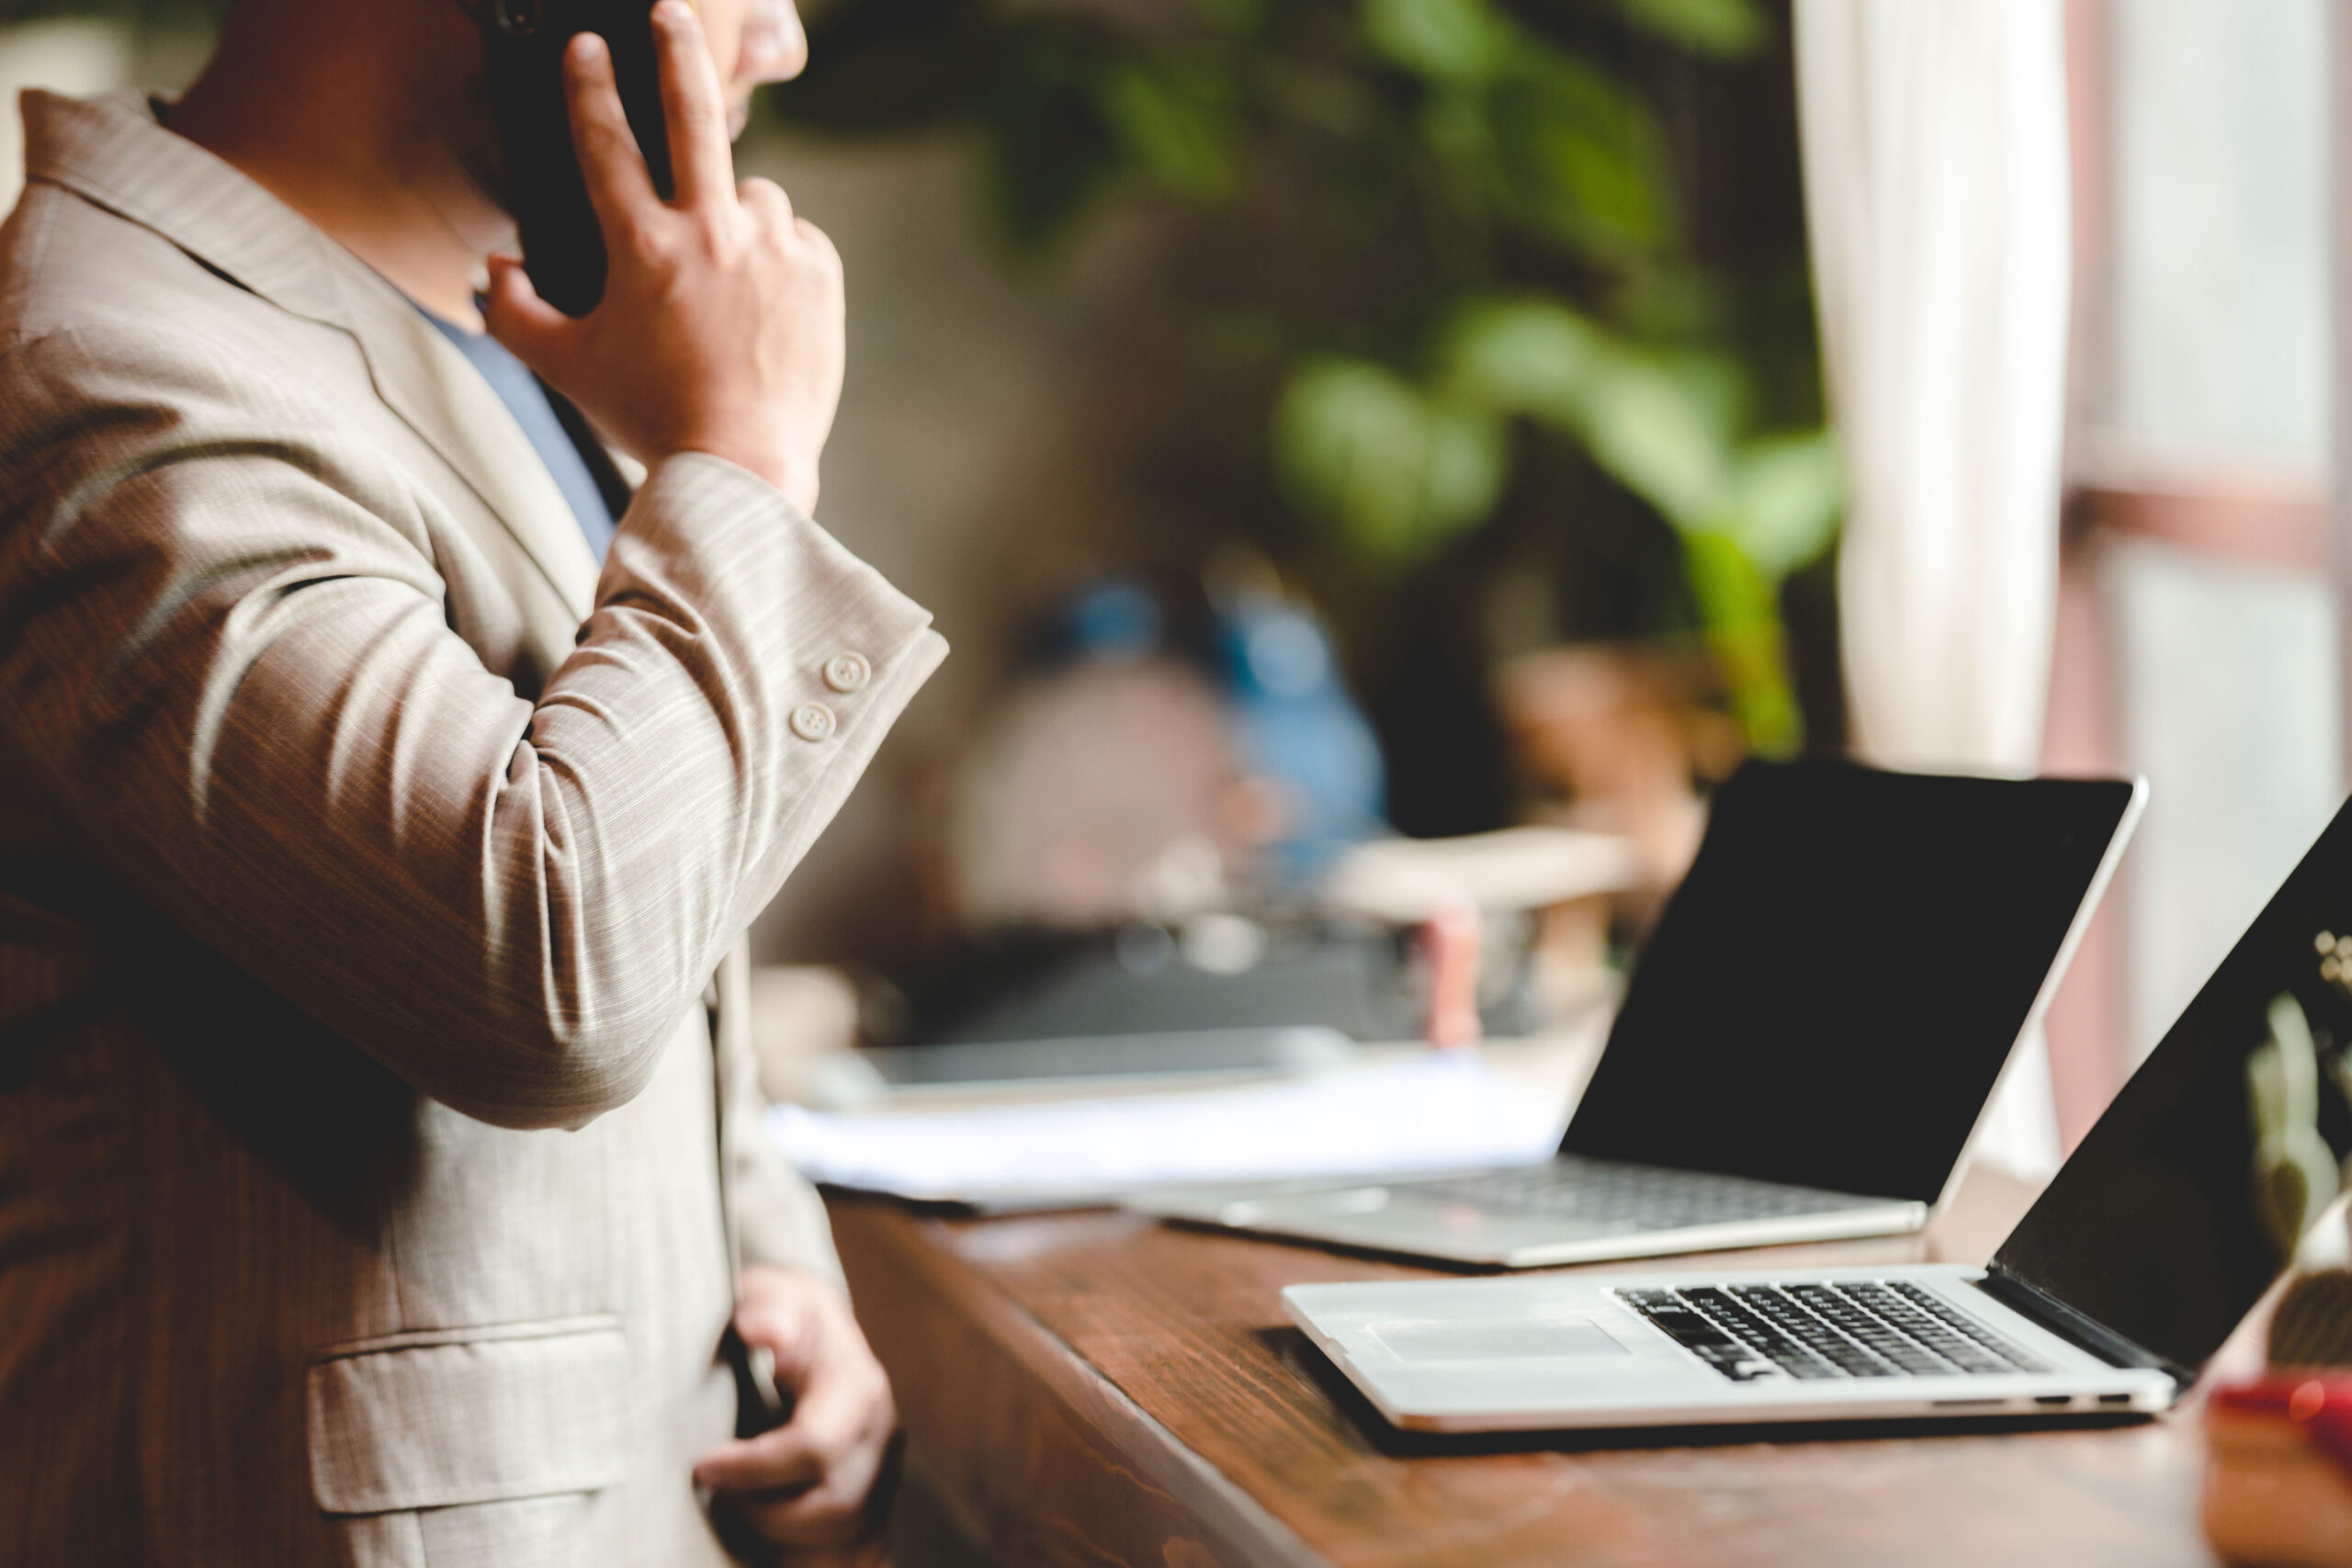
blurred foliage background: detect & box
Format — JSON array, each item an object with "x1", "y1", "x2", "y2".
[
  {"x1": 2, "y1": 0, "x2": 1838, "y2": 840},
  {"x1": 766, "y1": 0, "x2": 1834, "y2": 808},
  {"x1": 766, "y1": 0, "x2": 1839, "y2": 829}
]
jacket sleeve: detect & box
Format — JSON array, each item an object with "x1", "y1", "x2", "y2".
[
  {"x1": 713, "y1": 942, "x2": 847, "y2": 1280},
  {"x1": 0, "y1": 324, "x2": 944, "y2": 1131}
]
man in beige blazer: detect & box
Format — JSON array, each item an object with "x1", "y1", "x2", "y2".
[{"x1": 0, "y1": 0, "x2": 940, "y2": 1562}]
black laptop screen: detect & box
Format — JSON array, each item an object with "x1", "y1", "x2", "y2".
[
  {"x1": 1994, "y1": 796, "x2": 2352, "y2": 1375},
  {"x1": 1560, "y1": 760, "x2": 2136, "y2": 1206}
]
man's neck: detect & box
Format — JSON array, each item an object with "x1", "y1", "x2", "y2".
[{"x1": 165, "y1": 4, "x2": 508, "y2": 331}]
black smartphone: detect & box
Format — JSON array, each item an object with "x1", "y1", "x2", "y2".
[{"x1": 481, "y1": 0, "x2": 676, "y2": 318}]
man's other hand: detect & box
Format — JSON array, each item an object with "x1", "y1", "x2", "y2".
[
  {"x1": 695, "y1": 1265, "x2": 899, "y2": 1562},
  {"x1": 483, "y1": 0, "x2": 843, "y2": 514}
]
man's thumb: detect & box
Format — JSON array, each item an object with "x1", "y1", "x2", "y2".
[{"x1": 481, "y1": 254, "x2": 573, "y2": 378}]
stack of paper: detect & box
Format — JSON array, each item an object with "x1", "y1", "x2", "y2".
[{"x1": 768, "y1": 1053, "x2": 1565, "y2": 1209}]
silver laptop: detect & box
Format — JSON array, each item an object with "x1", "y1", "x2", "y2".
[
  {"x1": 1284, "y1": 787, "x2": 2352, "y2": 1432},
  {"x1": 1129, "y1": 760, "x2": 2146, "y2": 1267}
]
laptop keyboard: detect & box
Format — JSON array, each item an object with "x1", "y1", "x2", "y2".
[
  {"x1": 1414, "y1": 1156, "x2": 1876, "y2": 1232},
  {"x1": 1618, "y1": 1281, "x2": 2052, "y2": 1382}
]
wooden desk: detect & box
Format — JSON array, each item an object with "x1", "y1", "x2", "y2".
[{"x1": 832, "y1": 1170, "x2": 2220, "y2": 1568}]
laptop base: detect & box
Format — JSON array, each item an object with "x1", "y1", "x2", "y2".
[
  {"x1": 1131, "y1": 1157, "x2": 1929, "y2": 1269},
  {"x1": 1283, "y1": 1264, "x2": 2177, "y2": 1433}
]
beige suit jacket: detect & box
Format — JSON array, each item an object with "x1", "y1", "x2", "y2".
[{"x1": 0, "y1": 90, "x2": 944, "y2": 1566}]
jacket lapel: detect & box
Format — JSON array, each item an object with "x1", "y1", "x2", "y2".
[
  {"x1": 21, "y1": 90, "x2": 600, "y2": 638},
  {"x1": 328, "y1": 266, "x2": 602, "y2": 621}
]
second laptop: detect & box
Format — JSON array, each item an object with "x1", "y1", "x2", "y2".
[{"x1": 1125, "y1": 757, "x2": 2144, "y2": 1267}]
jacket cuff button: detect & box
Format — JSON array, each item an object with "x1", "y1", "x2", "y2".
[{"x1": 822, "y1": 652, "x2": 871, "y2": 694}]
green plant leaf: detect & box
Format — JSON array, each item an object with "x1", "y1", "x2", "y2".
[
  {"x1": 1576, "y1": 348, "x2": 1730, "y2": 525},
  {"x1": 1418, "y1": 400, "x2": 1511, "y2": 539},
  {"x1": 1274, "y1": 358, "x2": 1508, "y2": 565},
  {"x1": 1103, "y1": 62, "x2": 1237, "y2": 202},
  {"x1": 983, "y1": 99, "x2": 1121, "y2": 249},
  {"x1": 1679, "y1": 529, "x2": 1802, "y2": 753},
  {"x1": 1710, "y1": 430, "x2": 1843, "y2": 579},
  {"x1": 980, "y1": 26, "x2": 1131, "y2": 251},
  {"x1": 1656, "y1": 349, "x2": 1749, "y2": 446},
  {"x1": 1611, "y1": 0, "x2": 1766, "y2": 57},
  {"x1": 1260, "y1": 59, "x2": 1380, "y2": 138},
  {"x1": 1483, "y1": 58, "x2": 1671, "y2": 258},
  {"x1": 1444, "y1": 301, "x2": 1753, "y2": 533},
  {"x1": 1194, "y1": 0, "x2": 1263, "y2": 38},
  {"x1": 1440, "y1": 298, "x2": 1604, "y2": 425},
  {"x1": 1363, "y1": 0, "x2": 1508, "y2": 82}
]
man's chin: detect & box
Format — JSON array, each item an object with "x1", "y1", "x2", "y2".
[{"x1": 457, "y1": 149, "x2": 521, "y2": 239}]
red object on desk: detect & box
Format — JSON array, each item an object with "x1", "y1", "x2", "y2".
[
  {"x1": 2204, "y1": 1373, "x2": 2352, "y2": 1566},
  {"x1": 1420, "y1": 900, "x2": 1482, "y2": 1050}
]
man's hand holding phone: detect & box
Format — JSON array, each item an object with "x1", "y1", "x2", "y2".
[{"x1": 485, "y1": 0, "x2": 841, "y2": 516}]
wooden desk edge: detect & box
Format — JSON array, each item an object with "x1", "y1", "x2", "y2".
[{"x1": 832, "y1": 1198, "x2": 1328, "y2": 1568}]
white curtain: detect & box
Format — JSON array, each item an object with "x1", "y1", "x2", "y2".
[{"x1": 1796, "y1": 0, "x2": 2075, "y2": 1178}]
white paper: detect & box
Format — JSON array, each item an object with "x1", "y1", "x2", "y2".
[{"x1": 768, "y1": 1053, "x2": 1566, "y2": 1208}]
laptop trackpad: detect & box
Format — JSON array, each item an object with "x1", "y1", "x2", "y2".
[{"x1": 1371, "y1": 1320, "x2": 1630, "y2": 1364}]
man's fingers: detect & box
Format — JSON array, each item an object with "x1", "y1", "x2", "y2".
[
  {"x1": 695, "y1": 1359, "x2": 885, "y2": 1498},
  {"x1": 732, "y1": 1469, "x2": 874, "y2": 1536},
  {"x1": 738, "y1": 176, "x2": 795, "y2": 231},
  {"x1": 481, "y1": 254, "x2": 574, "y2": 373},
  {"x1": 693, "y1": 1426, "x2": 825, "y2": 1495},
  {"x1": 564, "y1": 33, "x2": 661, "y2": 239},
  {"x1": 719, "y1": 1434, "x2": 886, "y2": 1551},
  {"x1": 728, "y1": 1424, "x2": 899, "y2": 1550},
  {"x1": 702, "y1": 1275, "x2": 897, "y2": 1553},
  {"x1": 652, "y1": 0, "x2": 738, "y2": 212}
]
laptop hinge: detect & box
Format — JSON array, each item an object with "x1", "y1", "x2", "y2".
[{"x1": 1971, "y1": 1269, "x2": 2191, "y2": 1387}]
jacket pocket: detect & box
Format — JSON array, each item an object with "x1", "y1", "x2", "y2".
[{"x1": 306, "y1": 1315, "x2": 630, "y2": 1515}]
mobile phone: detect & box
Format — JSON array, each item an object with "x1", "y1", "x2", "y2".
[{"x1": 481, "y1": 0, "x2": 677, "y2": 318}]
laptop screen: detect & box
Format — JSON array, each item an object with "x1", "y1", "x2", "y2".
[
  {"x1": 1994, "y1": 795, "x2": 2352, "y2": 1374},
  {"x1": 1559, "y1": 759, "x2": 2137, "y2": 1206}
]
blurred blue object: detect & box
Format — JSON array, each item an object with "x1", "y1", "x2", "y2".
[
  {"x1": 1216, "y1": 594, "x2": 1386, "y2": 887},
  {"x1": 1031, "y1": 575, "x2": 1386, "y2": 892},
  {"x1": 1047, "y1": 579, "x2": 1163, "y2": 665}
]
